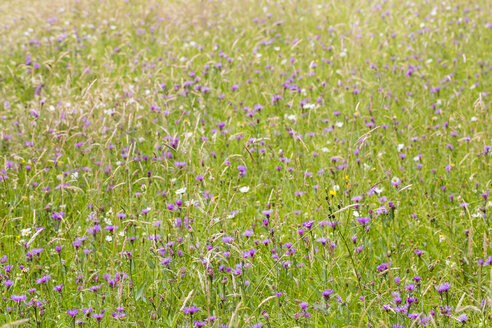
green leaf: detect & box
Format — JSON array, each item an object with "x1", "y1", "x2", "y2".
[{"x1": 135, "y1": 282, "x2": 147, "y2": 301}]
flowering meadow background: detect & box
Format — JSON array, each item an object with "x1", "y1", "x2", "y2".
[{"x1": 0, "y1": 0, "x2": 491, "y2": 326}]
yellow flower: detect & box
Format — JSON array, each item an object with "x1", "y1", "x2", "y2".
[
  {"x1": 22, "y1": 196, "x2": 28, "y2": 200},
  {"x1": 329, "y1": 190, "x2": 336, "y2": 196}
]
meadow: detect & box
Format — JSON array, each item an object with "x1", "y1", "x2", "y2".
[{"x1": 0, "y1": 0, "x2": 491, "y2": 326}]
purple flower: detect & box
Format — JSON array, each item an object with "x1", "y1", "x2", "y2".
[
  {"x1": 67, "y1": 309, "x2": 78, "y2": 317},
  {"x1": 237, "y1": 165, "x2": 247, "y2": 177},
  {"x1": 36, "y1": 274, "x2": 51, "y2": 284},
  {"x1": 377, "y1": 262, "x2": 390, "y2": 272},
  {"x1": 92, "y1": 311, "x2": 105, "y2": 321},
  {"x1": 456, "y1": 313, "x2": 468, "y2": 323},
  {"x1": 322, "y1": 289, "x2": 333, "y2": 299},
  {"x1": 53, "y1": 284, "x2": 63, "y2": 292},
  {"x1": 435, "y1": 282, "x2": 450, "y2": 294},
  {"x1": 89, "y1": 285, "x2": 101, "y2": 292},
  {"x1": 82, "y1": 307, "x2": 93, "y2": 316},
  {"x1": 183, "y1": 305, "x2": 201, "y2": 315},
  {"x1": 52, "y1": 211, "x2": 65, "y2": 220},
  {"x1": 302, "y1": 220, "x2": 314, "y2": 229},
  {"x1": 11, "y1": 295, "x2": 26, "y2": 303},
  {"x1": 3, "y1": 280, "x2": 13, "y2": 287},
  {"x1": 112, "y1": 312, "x2": 126, "y2": 320}
]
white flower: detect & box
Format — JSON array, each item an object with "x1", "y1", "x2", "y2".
[
  {"x1": 71, "y1": 172, "x2": 79, "y2": 180},
  {"x1": 21, "y1": 228, "x2": 32, "y2": 236},
  {"x1": 333, "y1": 185, "x2": 340, "y2": 191},
  {"x1": 471, "y1": 116, "x2": 478, "y2": 122},
  {"x1": 397, "y1": 144, "x2": 405, "y2": 152},
  {"x1": 352, "y1": 211, "x2": 360, "y2": 217},
  {"x1": 363, "y1": 163, "x2": 371, "y2": 171},
  {"x1": 118, "y1": 231, "x2": 125, "y2": 237},
  {"x1": 104, "y1": 218, "x2": 112, "y2": 225},
  {"x1": 287, "y1": 115, "x2": 296, "y2": 121},
  {"x1": 445, "y1": 260, "x2": 456, "y2": 268},
  {"x1": 439, "y1": 235, "x2": 446, "y2": 242},
  {"x1": 303, "y1": 103, "x2": 315, "y2": 109},
  {"x1": 239, "y1": 186, "x2": 250, "y2": 193},
  {"x1": 471, "y1": 210, "x2": 482, "y2": 218},
  {"x1": 105, "y1": 235, "x2": 112, "y2": 242},
  {"x1": 374, "y1": 186, "x2": 384, "y2": 195},
  {"x1": 226, "y1": 212, "x2": 238, "y2": 219},
  {"x1": 335, "y1": 122, "x2": 343, "y2": 127},
  {"x1": 321, "y1": 147, "x2": 329, "y2": 152},
  {"x1": 176, "y1": 187, "x2": 187, "y2": 195}
]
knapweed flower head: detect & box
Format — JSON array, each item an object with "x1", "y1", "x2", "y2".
[
  {"x1": 67, "y1": 309, "x2": 78, "y2": 317},
  {"x1": 11, "y1": 295, "x2": 27, "y2": 303},
  {"x1": 91, "y1": 310, "x2": 105, "y2": 321},
  {"x1": 435, "y1": 282, "x2": 451, "y2": 294},
  {"x1": 36, "y1": 274, "x2": 51, "y2": 284},
  {"x1": 183, "y1": 305, "x2": 200, "y2": 315}
]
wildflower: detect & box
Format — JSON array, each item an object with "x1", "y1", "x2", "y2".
[
  {"x1": 92, "y1": 311, "x2": 105, "y2": 321},
  {"x1": 183, "y1": 305, "x2": 200, "y2": 315},
  {"x1": 456, "y1": 313, "x2": 468, "y2": 323},
  {"x1": 67, "y1": 309, "x2": 78, "y2": 317},
  {"x1": 322, "y1": 289, "x2": 333, "y2": 299},
  {"x1": 11, "y1": 295, "x2": 27, "y2": 303},
  {"x1": 36, "y1": 274, "x2": 51, "y2": 284},
  {"x1": 435, "y1": 282, "x2": 450, "y2": 294},
  {"x1": 53, "y1": 284, "x2": 63, "y2": 292}
]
